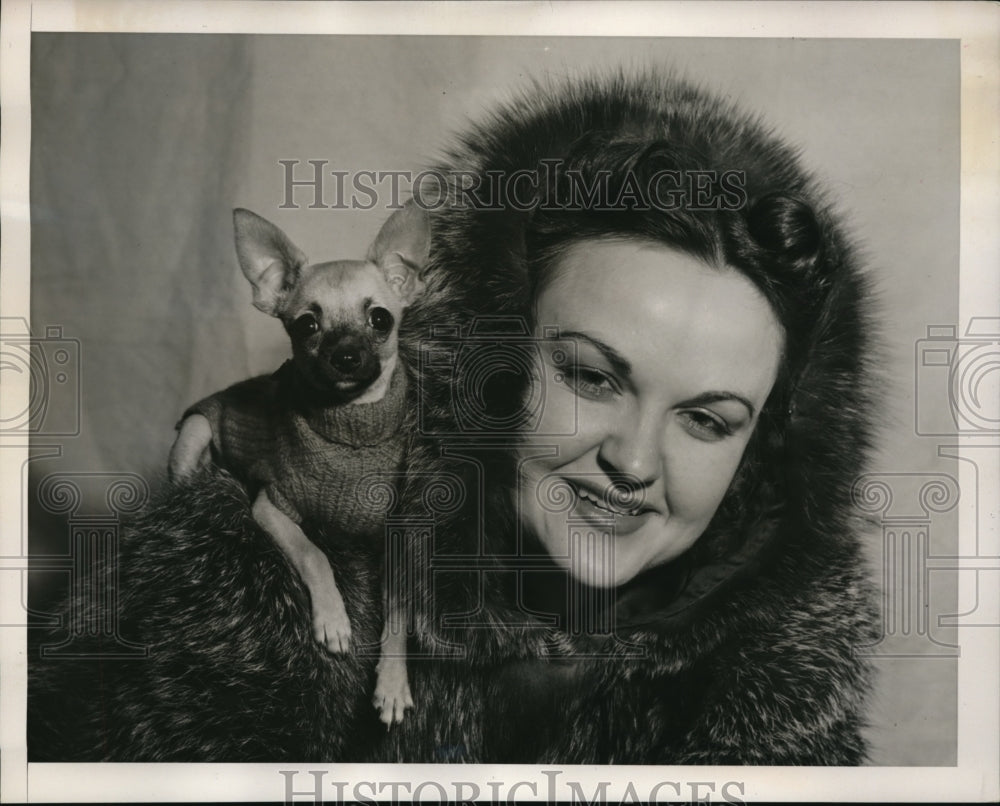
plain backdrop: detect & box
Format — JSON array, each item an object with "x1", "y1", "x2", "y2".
[{"x1": 25, "y1": 34, "x2": 960, "y2": 765}]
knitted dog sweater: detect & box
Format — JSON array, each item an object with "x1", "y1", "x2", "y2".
[{"x1": 184, "y1": 362, "x2": 408, "y2": 535}]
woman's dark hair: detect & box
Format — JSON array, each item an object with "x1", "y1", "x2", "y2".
[{"x1": 526, "y1": 134, "x2": 832, "y2": 409}]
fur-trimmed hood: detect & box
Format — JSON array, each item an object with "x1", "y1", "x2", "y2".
[{"x1": 398, "y1": 68, "x2": 879, "y2": 645}]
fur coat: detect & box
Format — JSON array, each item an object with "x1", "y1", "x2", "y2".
[{"x1": 29, "y1": 71, "x2": 879, "y2": 764}]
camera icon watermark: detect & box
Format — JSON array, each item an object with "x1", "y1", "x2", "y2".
[
  {"x1": 915, "y1": 317, "x2": 1000, "y2": 436},
  {"x1": 852, "y1": 465, "x2": 1000, "y2": 658},
  {"x1": 0, "y1": 317, "x2": 81, "y2": 437},
  {"x1": 417, "y1": 316, "x2": 578, "y2": 439}
]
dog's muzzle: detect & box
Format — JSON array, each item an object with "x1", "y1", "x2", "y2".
[{"x1": 322, "y1": 333, "x2": 380, "y2": 384}]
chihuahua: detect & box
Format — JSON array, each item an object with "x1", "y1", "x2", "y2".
[{"x1": 169, "y1": 204, "x2": 429, "y2": 725}]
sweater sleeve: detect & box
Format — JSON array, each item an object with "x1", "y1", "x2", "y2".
[
  {"x1": 179, "y1": 391, "x2": 226, "y2": 454},
  {"x1": 176, "y1": 374, "x2": 281, "y2": 485},
  {"x1": 265, "y1": 483, "x2": 303, "y2": 525}
]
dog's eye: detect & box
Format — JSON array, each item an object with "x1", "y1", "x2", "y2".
[
  {"x1": 368, "y1": 307, "x2": 394, "y2": 334},
  {"x1": 289, "y1": 313, "x2": 319, "y2": 340}
]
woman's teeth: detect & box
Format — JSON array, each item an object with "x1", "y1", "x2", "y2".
[{"x1": 574, "y1": 484, "x2": 640, "y2": 517}]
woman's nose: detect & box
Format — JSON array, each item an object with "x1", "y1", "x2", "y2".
[{"x1": 596, "y1": 409, "x2": 662, "y2": 485}]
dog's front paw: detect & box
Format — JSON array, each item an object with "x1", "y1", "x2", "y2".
[
  {"x1": 373, "y1": 657, "x2": 413, "y2": 727},
  {"x1": 310, "y1": 586, "x2": 352, "y2": 654}
]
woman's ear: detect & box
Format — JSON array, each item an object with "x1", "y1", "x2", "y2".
[{"x1": 368, "y1": 202, "x2": 431, "y2": 303}]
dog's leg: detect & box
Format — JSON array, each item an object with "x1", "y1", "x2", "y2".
[
  {"x1": 373, "y1": 601, "x2": 413, "y2": 726},
  {"x1": 168, "y1": 414, "x2": 213, "y2": 481},
  {"x1": 251, "y1": 489, "x2": 352, "y2": 653}
]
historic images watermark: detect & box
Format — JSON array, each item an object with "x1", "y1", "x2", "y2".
[
  {"x1": 417, "y1": 318, "x2": 580, "y2": 439},
  {"x1": 30, "y1": 472, "x2": 150, "y2": 658},
  {"x1": 0, "y1": 317, "x2": 80, "y2": 437},
  {"x1": 354, "y1": 465, "x2": 647, "y2": 661},
  {"x1": 0, "y1": 317, "x2": 148, "y2": 656},
  {"x1": 276, "y1": 160, "x2": 749, "y2": 213},
  {"x1": 852, "y1": 318, "x2": 1000, "y2": 658},
  {"x1": 915, "y1": 318, "x2": 1000, "y2": 436},
  {"x1": 279, "y1": 768, "x2": 748, "y2": 804}
]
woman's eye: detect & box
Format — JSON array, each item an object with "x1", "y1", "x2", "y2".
[
  {"x1": 367, "y1": 306, "x2": 394, "y2": 334},
  {"x1": 289, "y1": 313, "x2": 319, "y2": 340},
  {"x1": 680, "y1": 409, "x2": 732, "y2": 441},
  {"x1": 560, "y1": 365, "x2": 619, "y2": 401}
]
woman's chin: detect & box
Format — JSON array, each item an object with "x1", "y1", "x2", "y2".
[{"x1": 535, "y1": 508, "x2": 695, "y2": 589}]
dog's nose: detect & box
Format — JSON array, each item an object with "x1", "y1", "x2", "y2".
[
  {"x1": 331, "y1": 346, "x2": 362, "y2": 373},
  {"x1": 322, "y1": 332, "x2": 378, "y2": 380}
]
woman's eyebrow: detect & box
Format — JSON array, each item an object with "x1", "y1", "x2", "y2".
[
  {"x1": 557, "y1": 330, "x2": 633, "y2": 377},
  {"x1": 550, "y1": 331, "x2": 756, "y2": 416},
  {"x1": 681, "y1": 391, "x2": 756, "y2": 418}
]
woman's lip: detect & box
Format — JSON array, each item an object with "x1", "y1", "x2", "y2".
[
  {"x1": 564, "y1": 479, "x2": 656, "y2": 527},
  {"x1": 569, "y1": 492, "x2": 655, "y2": 536}
]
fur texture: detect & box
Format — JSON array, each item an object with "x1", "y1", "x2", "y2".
[
  {"x1": 29, "y1": 470, "x2": 387, "y2": 761},
  {"x1": 30, "y1": 71, "x2": 880, "y2": 764}
]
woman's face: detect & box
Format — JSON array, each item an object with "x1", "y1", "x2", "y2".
[{"x1": 517, "y1": 238, "x2": 784, "y2": 587}]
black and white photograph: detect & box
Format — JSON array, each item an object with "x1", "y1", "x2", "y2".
[{"x1": 1, "y1": 1, "x2": 998, "y2": 802}]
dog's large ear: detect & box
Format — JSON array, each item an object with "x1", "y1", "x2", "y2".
[
  {"x1": 233, "y1": 208, "x2": 308, "y2": 316},
  {"x1": 368, "y1": 202, "x2": 430, "y2": 307}
]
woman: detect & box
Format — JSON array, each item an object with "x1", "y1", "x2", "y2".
[{"x1": 30, "y1": 71, "x2": 879, "y2": 764}]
